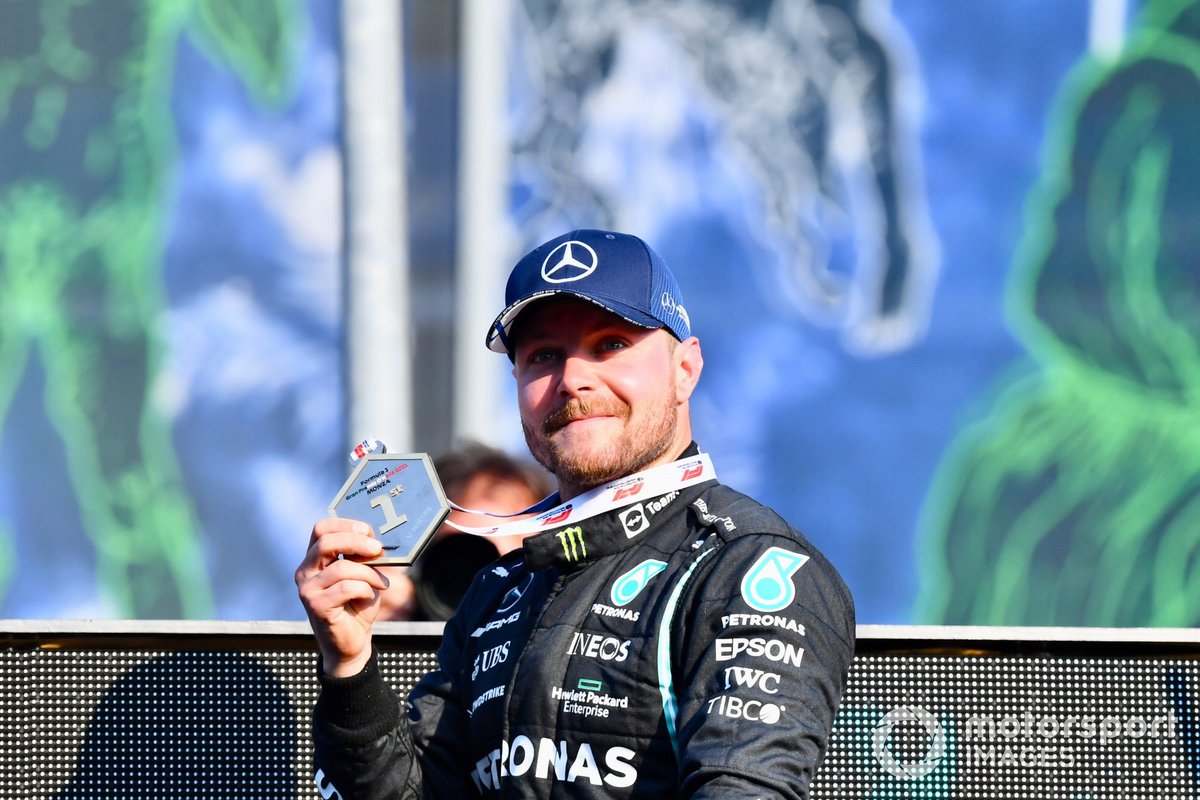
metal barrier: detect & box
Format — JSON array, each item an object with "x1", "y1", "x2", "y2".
[{"x1": 2, "y1": 622, "x2": 1197, "y2": 798}]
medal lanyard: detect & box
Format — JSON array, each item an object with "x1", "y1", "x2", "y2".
[{"x1": 444, "y1": 453, "x2": 717, "y2": 538}]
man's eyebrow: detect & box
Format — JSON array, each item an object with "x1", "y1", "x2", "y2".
[
  {"x1": 514, "y1": 315, "x2": 647, "y2": 346},
  {"x1": 512, "y1": 325, "x2": 556, "y2": 346}
]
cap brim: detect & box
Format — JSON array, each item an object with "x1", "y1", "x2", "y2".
[{"x1": 486, "y1": 290, "x2": 663, "y2": 353}]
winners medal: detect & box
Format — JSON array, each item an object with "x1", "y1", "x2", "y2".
[{"x1": 328, "y1": 440, "x2": 450, "y2": 565}]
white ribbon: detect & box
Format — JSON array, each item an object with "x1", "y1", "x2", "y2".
[{"x1": 445, "y1": 453, "x2": 717, "y2": 538}]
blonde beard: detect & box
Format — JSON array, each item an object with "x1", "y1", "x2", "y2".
[{"x1": 522, "y1": 398, "x2": 679, "y2": 496}]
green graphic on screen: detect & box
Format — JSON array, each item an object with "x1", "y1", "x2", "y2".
[
  {"x1": 918, "y1": 0, "x2": 1200, "y2": 626},
  {"x1": 0, "y1": 0, "x2": 298, "y2": 617}
]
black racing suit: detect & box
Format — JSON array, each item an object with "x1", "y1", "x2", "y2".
[{"x1": 312, "y1": 459, "x2": 855, "y2": 799}]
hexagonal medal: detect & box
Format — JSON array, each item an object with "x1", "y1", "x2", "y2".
[{"x1": 328, "y1": 453, "x2": 450, "y2": 565}]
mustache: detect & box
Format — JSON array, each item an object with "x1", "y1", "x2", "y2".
[{"x1": 542, "y1": 399, "x2": 627, "y2": 433}]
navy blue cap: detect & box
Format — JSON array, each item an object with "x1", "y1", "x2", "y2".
[{"x1": 486, "y1": 229, "x2": 691, "y2": 353}]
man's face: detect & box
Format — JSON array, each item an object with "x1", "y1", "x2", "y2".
[{"x1": 511, "y1": 298, "x2": 701, "y2": 498}]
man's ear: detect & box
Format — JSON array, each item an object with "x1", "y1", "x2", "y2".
[{"x1": 673, "y1": 336, "x2": 704, "y2": 403}]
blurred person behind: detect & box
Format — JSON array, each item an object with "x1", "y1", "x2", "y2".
[{"x1": 377, "y1": 442, "x2": 553, "y2": 621}]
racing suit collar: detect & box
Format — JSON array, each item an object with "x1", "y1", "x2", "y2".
[{"x1": 522, "y1": 443, "x2": 709, "y2": 572}]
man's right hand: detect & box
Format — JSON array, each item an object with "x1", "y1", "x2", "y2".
[{"x1": 295, "y1": 518, "x2": 390, "y2": 677}]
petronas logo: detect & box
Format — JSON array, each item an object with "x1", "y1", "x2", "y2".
[
  {"x1": 557, "y1": 526, "x2": 588, "y2": 561},
  {"x1": 610, "y1": 560, "x2": 668, "y2": 606},
  {"x1": 741, "y1": 546, "x2": 809, "y2": 612}
]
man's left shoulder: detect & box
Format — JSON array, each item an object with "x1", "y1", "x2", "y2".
[
  {"x1": 689, "y1": 483, "x2": 822, "y2": 553},
  {"x1": 687, "y1": 484, "x2": 854, "y2": 623}
]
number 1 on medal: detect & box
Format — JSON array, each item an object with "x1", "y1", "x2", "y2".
[{"x1": 370, "y1": 491, "x2": 409, "y2": 534}]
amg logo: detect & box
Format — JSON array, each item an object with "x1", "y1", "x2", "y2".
[{"x1": 471, "y1": 611, "x2": 520, "y2": 638}]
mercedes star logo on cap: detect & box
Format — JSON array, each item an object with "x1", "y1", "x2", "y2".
[{"x1": 541, "y1": 240, "x2": 598, "y2": 283}]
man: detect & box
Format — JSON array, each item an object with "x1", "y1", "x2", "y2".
[{"x1": 296, "y1": 229, "x2": 855, "y2": 798}]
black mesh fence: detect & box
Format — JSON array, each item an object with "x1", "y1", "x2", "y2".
[{"x1": 1, "y1": 625, "x2": 1196, "y2": 799}]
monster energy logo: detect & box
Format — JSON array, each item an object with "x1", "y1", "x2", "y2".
[{"x1": 557, "y1": 526, "x2": 588, "y2": 561}]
